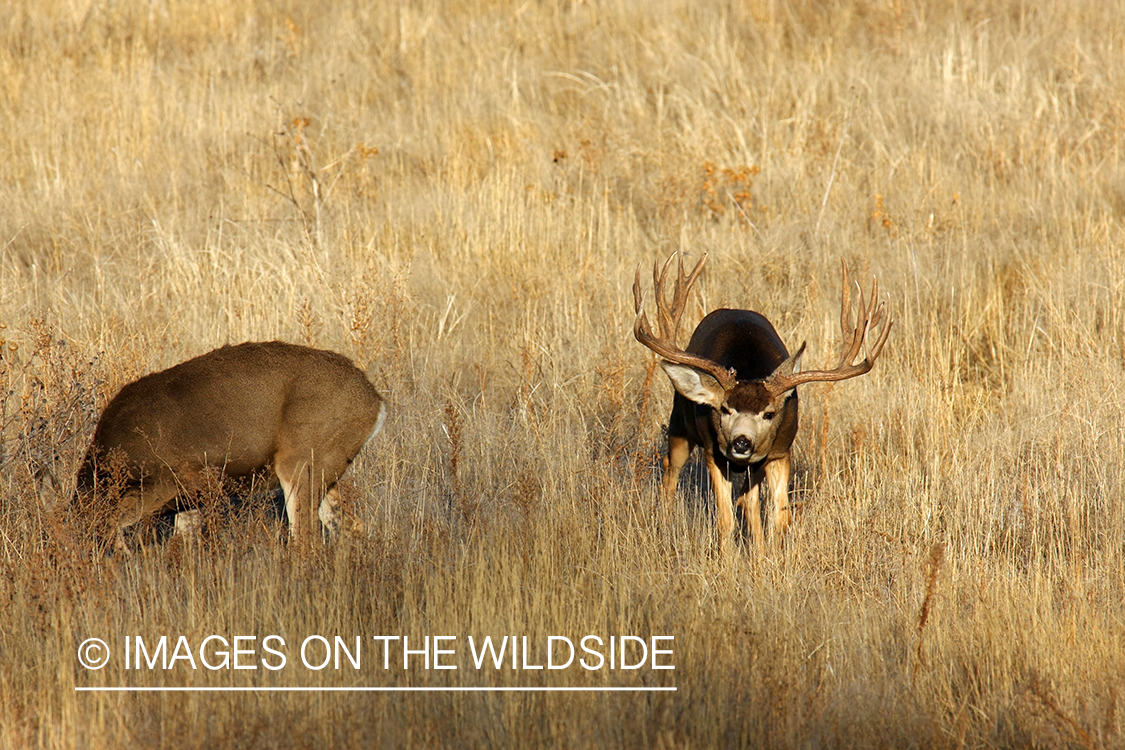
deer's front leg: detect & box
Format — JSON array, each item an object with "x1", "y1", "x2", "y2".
[
  {"x1": 736, "y1": 466, "x2": 766, "y2": 553},
  {"x1": 662, "y1": 434, "x2": 693, "y2": 507},
  {"x1": 765, "y1": 454, "x2": 792, "y2": 545},
  {"x1": 705, "y1": 452, "x2": 735, "y2": 551}
]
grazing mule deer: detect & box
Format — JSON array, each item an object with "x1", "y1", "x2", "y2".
[
  {"x1": 634, "y1": 253, "x2": 892, "y2": 551},
  {"x1": 75, "y1": 341, "x2": 386, "y2": 551}
]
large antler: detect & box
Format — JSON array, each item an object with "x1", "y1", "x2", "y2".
[
  {"x1": 766, "y1": 260, "x2": 893, "y2": 394},
  {"x1": 633, "y1": 252, "x2": 738, "y2": 390}
]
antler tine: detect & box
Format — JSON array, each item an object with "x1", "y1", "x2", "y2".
[
  {"x1": 633, "y1": 266, "x2": 659, "y2": 350},
  {"x1": 839, "y1": 260, "x2": 853, "y2": 343},
  {"x1": 669, "y1": 253, "x2": 706, "y2": 341},
  {"x1": 767, "y1": 261, "x2": 894, "y2": 394},
  {"x1": 632, "y1": 265, "x2": 647, "y2": 317},
  {"x1": 633, "y1": 252, "x2": 736, "y2": 390},
  {"x1": 835, "y1": 274, "x2": 867, "y2": 370},
  {"x1": 653, "y1": 254, "x2": 677, "y2": 338},
  {"x1": 650, "y1": 251, "x2": 706, "y2": 341},
  {"x1": 678, "y1": 252, "x2": 707, "y2": 304},
  {"x1": 867, "y1": 297, "x2": 894, "y2": 361}
]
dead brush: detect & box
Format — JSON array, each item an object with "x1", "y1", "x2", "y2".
[
  {"x1": 868, "y1": 193, "x2": 897, "y2": 237},
  {"x1": 327, "y1": 477, "x2": 367, "y2": 538},
  {"x1": 699, "y1": 161, "x2": 762, "y2": 223},
  {"x1": 0, "y1": 320, "x2": 101, "y2": 501},
  {"x1": 188, "y1": 465, "x2": 235, "y2": 550},
  {"x1": 593, "y1": 347, "x2": 628, "y2": 462},
  {"x1": 68, "y1": 447, "x2": 132, "y2": 555}
]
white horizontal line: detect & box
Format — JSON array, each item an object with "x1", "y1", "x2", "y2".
[{"x1": 77, "y1": 686, "x2": 676, "y2": 693}]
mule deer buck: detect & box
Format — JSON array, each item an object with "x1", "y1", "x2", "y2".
[
  {"x1": 75, "y1": 341, "x2": 386, "y2": 552},
  {"x1": 633, "y1": 253, "x2": 892, "y2": 551}
]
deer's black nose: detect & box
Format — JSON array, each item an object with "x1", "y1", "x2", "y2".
[{"x1": 731, "y1": 437, "x2": 752, "y2": 455}]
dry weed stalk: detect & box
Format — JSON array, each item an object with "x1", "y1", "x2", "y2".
[
  {"x1": 517, "y1": 342, "x2": 536, "y2": 420},
  {"x1": 633, "y1": 355, "x2": 659, "y2": 482},
  {"x1": 1026, "y1": 672, "x2": 1099, "y2": 750},
  {"x1": 819, "y1": 382, "x2": 834, "y2": 480},
  {"x1": 912, "y1": 541, "x2": 945, "y2": 684},
  {"x1": 511, "y1": 469, "x2": 541, "y2": 559},
  {"x1": 297, "y1": 298, "x2": 317, "y2": 346},
  {"x1": 443, "y1": 401, "x2": 476, "y2": 528}
]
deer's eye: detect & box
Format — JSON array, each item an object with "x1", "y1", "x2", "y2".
[{"x1": 763, "y1": 411, "x2": 776, "y2": 420}]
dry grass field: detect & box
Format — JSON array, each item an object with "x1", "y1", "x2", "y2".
[{"x1": 2, "y1": 0, "x2": 1124, "y2": 747}]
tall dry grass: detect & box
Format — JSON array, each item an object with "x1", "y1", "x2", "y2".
[{"x1": 2, "y1": 0, "x2": 1124, "y2": 747}]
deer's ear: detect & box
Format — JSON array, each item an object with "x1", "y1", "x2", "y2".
[
  {"x1": 770, "y1": 342, "x2": 806, "y2": 379},
  {"x1": 765, "y1": 342, "x2": 806, "y2": 398},
  {"x1": 660, "y1": 361, "x2": 727, "y2": 409}
]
